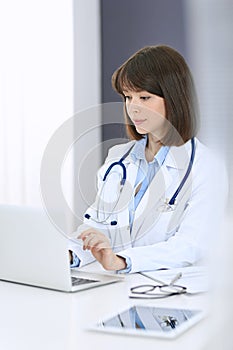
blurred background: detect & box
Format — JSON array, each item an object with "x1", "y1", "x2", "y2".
[
  {"x1": 0, "y1": 1, "x2": 232, "y2": 348},
  {"x1": 0, "y1": 0, "x2": 232, "y2": 209}
]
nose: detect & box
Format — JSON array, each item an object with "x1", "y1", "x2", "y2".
[
  {"x1": 131, "y1": 104, "x2": 140, "y2": 113},
  {"x1": 128, "y1": 100, "x2": 141, "y2": 114}
]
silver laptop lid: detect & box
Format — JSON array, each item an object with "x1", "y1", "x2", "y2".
[{"x1": 0, "y1": 205, "x2": 72, "y2": 291}]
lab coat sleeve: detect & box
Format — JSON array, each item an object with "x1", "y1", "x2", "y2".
[{"x1": 117, "y1": 150, "x2": 229, "y2": 273}]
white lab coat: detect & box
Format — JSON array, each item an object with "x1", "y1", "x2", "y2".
[{"x1": 69, "y1": 138, "x2": 228, "y2": 273}]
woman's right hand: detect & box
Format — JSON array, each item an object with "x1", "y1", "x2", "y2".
[{"x1": 78, "y1": 228, "x2": 126, "y2": 271}]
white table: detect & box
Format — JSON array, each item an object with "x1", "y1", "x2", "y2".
[{"x1": 0, "y1": 263, "x2": 212, "y2": 350}]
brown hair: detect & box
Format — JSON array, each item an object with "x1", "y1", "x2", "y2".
[{"x1": 112, "y1": 45, "x2": 199, "y2": 145}]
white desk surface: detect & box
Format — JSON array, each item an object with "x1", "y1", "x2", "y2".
[{"x1": 0, "y1": 262, "x2": 212, "y2": 350}]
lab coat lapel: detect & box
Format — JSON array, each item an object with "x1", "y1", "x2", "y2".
[
  {"x1": 130, "y1": 164, "x2": 173, "y2": 240},
  {"x1": 130, "y1": 141, "x2": 191, "y2": 241}
]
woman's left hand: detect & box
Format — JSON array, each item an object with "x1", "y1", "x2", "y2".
[{"x1": 78, "y1": 228, "x2": 126, "y2": 271}]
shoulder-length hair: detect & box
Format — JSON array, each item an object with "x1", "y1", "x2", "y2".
[{"x1": 111, "y1": 45, "x2": 199, "y2": 145}]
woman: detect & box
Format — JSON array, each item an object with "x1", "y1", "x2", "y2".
[{"x1": 69, "y1": 45, "x2": 227, "y2": 273}]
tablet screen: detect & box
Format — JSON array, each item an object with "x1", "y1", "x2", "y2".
[{"x1": 93, "y1": 306, "x2": 204, "y2": 339}]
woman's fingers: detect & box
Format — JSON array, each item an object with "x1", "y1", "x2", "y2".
[
  {"x1": 82, "y1": 232, "x2": 110, "y2": 251},
  {"x1": 83, "y1": 234, "x2": 99, "y2": 250},
  {"x1": 91, "y1": 241, "x2": 111, "y2": 252},
  {"x1": 78, "y1": 228, "x2": 96, "y2": 240}
]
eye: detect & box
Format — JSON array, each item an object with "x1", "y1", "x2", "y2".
[
  {"x1": 140, "y1": 96, "x2": 151, "y2": 101},
  {"x1": 124, "y1": 95, "x2": 132, "y2": 101}
]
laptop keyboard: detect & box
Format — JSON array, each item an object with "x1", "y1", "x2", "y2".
[{"x1": 71, "y1": 276, "x2": 99, "y2": 286}]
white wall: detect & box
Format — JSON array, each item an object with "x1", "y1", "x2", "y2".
[
  {"x1": 72, "y1": 0, "x2": 101, "y2": 227},
  {"x1": 0, "y1": 0, "x2": 74, "y2": 206},
  {"x1": 0, "y1": 0, "x2": 102, "y2": 233}
]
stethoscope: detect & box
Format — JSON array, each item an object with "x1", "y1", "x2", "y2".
[
  {"x1": 157, "y1": 137, "x2": 195, "y2": 212},
  {"x1": 84, "y1": 138, "x2": 196, "y2": 225}
]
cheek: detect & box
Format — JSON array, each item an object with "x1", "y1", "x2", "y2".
[
  {"x1": 125, "y1": 103, "x2": 131, "y2": 116},
  {"x1": 147, "y1": 109, "x2": 166, "y2": 124},
  {"x1": 125, "y1": 104, "x2": 130, "y2": 115},
  {"x1": 126, "y1": 102, "x2": 136, "y2": 117},
  {"x1": 157, "y1": 100, "x2": 166, "y2": 118}
]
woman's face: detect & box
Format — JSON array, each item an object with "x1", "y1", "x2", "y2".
[{"x1": 123, "y1": 90, "x2": 167, "y2": 139}]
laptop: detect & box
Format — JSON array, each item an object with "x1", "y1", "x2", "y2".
[{"x1": 0, "y1": 205, "x2": 123, "y2": 292}]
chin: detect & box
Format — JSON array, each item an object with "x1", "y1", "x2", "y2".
[{"x1": 136, "y1": 127, "x2": 148, "y2": 134}]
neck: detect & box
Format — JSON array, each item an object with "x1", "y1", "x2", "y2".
[{"x1": 146, "y1": 135, "x2": 162, "y2": 162}]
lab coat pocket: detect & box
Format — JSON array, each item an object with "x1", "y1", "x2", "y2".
[
  {"x1": 155, "y1": 210, "x2": 176, "y2": 239},
  {"x1": 139, "y1": 210, "x2": 175, "y2": 243}
]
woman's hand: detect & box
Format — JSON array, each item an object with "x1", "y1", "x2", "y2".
[{"x1": 78, "y1": 228, "x2": 126, "y2": 271}]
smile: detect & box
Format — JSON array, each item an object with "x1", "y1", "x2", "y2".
[{"x1": 133, "y1": 119, "x2": 146, "y2": 126}]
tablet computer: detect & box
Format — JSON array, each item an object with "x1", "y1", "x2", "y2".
[{"x1": 91, "y1": 305, "x2": 205, "y2": 339}]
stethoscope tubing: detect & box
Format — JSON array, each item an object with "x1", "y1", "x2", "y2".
[
  {"x1": 102, "y1": 145, "x2": 133, "y2": 186},
  {"x1": 84, "y1": 138, "x2": 196, "y2": 224},
  {"x1": 168, "y1": 138, "x2": 195, "y2": 205}
]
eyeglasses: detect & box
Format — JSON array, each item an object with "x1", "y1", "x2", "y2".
[
  {"x1": 129, "y1": 272, "x2": 187, "y2": 299},
  {"x1": 130, "y1": 283, "x2": 187, "y2": 299}
]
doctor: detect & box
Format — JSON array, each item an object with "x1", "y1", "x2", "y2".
[{"x1": 69, "y1": 45, "x2": 227, "y2": 273}]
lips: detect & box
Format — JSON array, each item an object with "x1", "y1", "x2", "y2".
[{"x1": 133, "y1": 119, "x2": 146, "y2": 126}]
